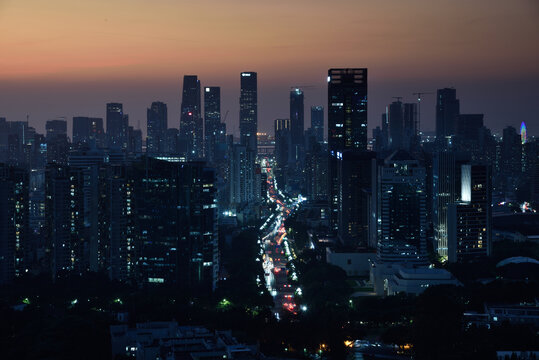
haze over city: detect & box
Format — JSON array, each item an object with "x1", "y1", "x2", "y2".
[{"x1": 1, "y1": 0, "x2": 538, "y2": 136}]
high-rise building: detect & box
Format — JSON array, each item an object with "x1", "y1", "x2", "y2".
[
  {"x1": 388, "y1": 100, "x2": 404, "y2": 150},
  {"x1": 132, "y1": 158, "x2": 218, "y2": 291},
  {"x1": 435, "y1": 88, "x2": 460, "y2": 148},
  {"x1": 46, "y1": 119, "x2": 69, "y2": 165},
  {"x1": 328, "y1": 68, "x2": 368, "y2": 233},
  {"x1": 45, "y1": 120, "x2": 67, "y2": 140},
  {"x1": 311, "y1": 106, "x2": 324, "y2": 143},
  {"x1": 73, "y1": 117, "x2": 105, "y2": 148},
  {"x1": 228, "y1": 144, "x2": 255, "y2": 206},
  {"x1": 146, "y1": 101, "x2": 168, "y2": 155},
  {"x1": 106, "y1": 103, "x2": 125, "y2": 150},
  {"x1": 375, "y1": 150, "x2": 427, "y2": 263},
  {"x1": 239, "y1": 72, "x2": 257, "y2": 153},
  {"x1": 290, "y1": 88, "x2": 305, "y2": 152},
  {"x1": 501, "y1": 126, "x2": 522, "y2": 192},
  {"x1": 0, "y1": 166, "x2": 16, "y2": 284},
  {"x1": 403, "y1": 103, "x2": 418, "y2": 151},
  {"x1": 447, "y1": 164, "x2": 491, "y2": 262},
  {"x1": 433, "y1": 151, "x2": 470, "y2": 259},
  {"x1": 304, "y1": 141, "x2": 328, "y2": 201},
  {"x1": 338, "y1": 150, "x2": 376, "y2": 247},
  {"x1": 180, "y1": 76, "x2": 202, "y2": 159},
  {"x1": 104, "y1": 165, "x2": 128, "y2": 281},
  {"x1": 274, "y1": 118, "x2": 292, "y2": 188},
  {"x1": 204, "y1": 87, "x2": 221, "y2": 163}
]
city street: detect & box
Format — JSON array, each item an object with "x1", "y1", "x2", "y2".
[{"x1": 259, "y1": 158, "x2": 302, "y2": 319}]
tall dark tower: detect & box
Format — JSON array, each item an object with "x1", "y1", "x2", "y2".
[
  {"x1": 180, "y1": 75, "x2": 202, "y2": 159},
  {"x1": 239, "y1": 72, "x2": 257, "y2": 154},
  {"x1": 146, "y1": 101, "x2": 168, "y2": 155},
  {"x1": 311, "y1": 106, "x2": 324, "y2": 143},
  {"x1": 106, "y1": 103, "x2": 124, "y2": 150},
  {"x1": 204, "y1": 86, "x2": 221, "y2": 163},
  {"x1": 388, "y1": 100, "x2": 404, "y2": 150},
  {"x1": 290, "y1": 88, "x2": 305, "y2": 149},
  {"x1": 327, "y1": 68, "x2": 368, "y2": 234},
  {"x1": 436, "y1": 88, "x2": 460, "y2": 147}
]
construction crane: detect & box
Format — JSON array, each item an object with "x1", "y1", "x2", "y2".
[
  {"x1": 412, "y1": 92, "x2": 434, "y2": 135},
  {"x1": 290, "y1": 85, "x2": 316, "y2": 90}
]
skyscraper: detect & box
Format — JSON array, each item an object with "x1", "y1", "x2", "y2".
[
  {"x1": 338, "y1": 150, "x2": 376, "y2": 247},
  {"x1": 447, "y1": 164, "x2": 491, "y2": 262},
  {"x1": 146, "y1": 101, "x2": 168, "y2": 155},
  {"x1": 376, "y1": 150, "x2": 427, "y2": 263},
  {"x1": 274, "y1": 118, "x2": 292, "y2": 188},
  {"x1": 0, "y1": 166, "x2": 16, "y2": 285},
  {"x1": 180, "y1": 75, "x2": 202, "y2": 159},
  {"x1": 327, "y1": 68, "x2": 368, "y2": 233},
  {"x1": 311, "y1": 106, "x2": 324, "y2": 143},
  {"x1": 436, "y1": 88, "x2": 460, "y2": 147},
  {"x1": 433, "y1": 151, "x2": 470, "y2": 259},
  {"x1": 73, "y1": 117, "x2": 104, "y2": 148},
  {"x1": 290, "y1": 88, "x2": 305, "y2": 152},
  {"x1": 45, "y1": 119, "x2": 69, "y2": 165},
  {"x1": 106, "y1": 103, "x2": 125, "y2": 150},
  {"x1": 388, "y1": 100, "x2": 404, "y2": 150},
  {"x1": 204, "y1": 87, "x2": 221, "y2": 163},
  {"x1": 403, "y1": 103, "x2": 418, "y2": 151},
  {"x1": 239, "y1": 72, "x2": 257, "y2": 153},
  {"x1": 328, "y1": 68, "x2": 368, "y2": 152}
]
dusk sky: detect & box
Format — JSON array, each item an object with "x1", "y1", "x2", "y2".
[{"x1": 1, "y1": 0, "x2": 538, "y2": 137}]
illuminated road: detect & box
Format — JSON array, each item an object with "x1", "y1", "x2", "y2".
[{"x1": 258, "y1": 158, "x2": 304, "y2": 319}]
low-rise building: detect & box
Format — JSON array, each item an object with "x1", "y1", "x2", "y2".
[
  {"x1": 110, "y1": 321, "x2": 260, "y2": 360},
  {"x1": 387, "y1": 267, "x2": 461, "y2": 295}
]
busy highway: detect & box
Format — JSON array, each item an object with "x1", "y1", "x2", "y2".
[{"x1": 258, "y1": 158, "x2": 304, "y2": 319}]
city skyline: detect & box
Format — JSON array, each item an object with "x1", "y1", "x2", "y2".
[{"x1": 1, "y1": 0, "x2": 538, "y2": 137}]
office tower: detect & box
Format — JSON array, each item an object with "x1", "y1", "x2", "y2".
[
  {"x1": 436, "y1": 88, "x2": 460, "y2": 147},
  {"x1": 165, "y1": 128, "x2": 179, "y2": 155},
  {"x1": 328, "y1": 68, "x2": 368, "y2": 233},
  {"x1": 178, "y1": 162, "x2": 219, "y2": 291},
  {"x1": 290, "y1": 88, "x2": 305, "y2": 155},
  {"x1": 457, "y1": 114, "x2": 483, "y2": 141},
  {"x1": 132, "y1": 158, "x2": 218, "y2": 291},
  {"x1": 447, "y1": 164, "x2": 491, "y2": 262},
  {"x1": 501, "y1": 126, "x2": 522, "y2": 185},
  {"x1": 126, "y1": 126, "x2": 142, "y2": 154},
  {"x1": 73, "y1": 117, "x2": 104, "y2": 148},
  {"x1": 304, "y1": 141, "x2": 328, "y2": 201},
  {"x1": 376, "y1": 150, "x2": 427, "y2": 262},
  {"x1": 180, "y1": 75, "x2": 202, "y2": 159},
  {"x1": 381, "y1": 111, "x2": 389, "y2": 150},
  {"x1": 311, "y1": 106, "x2": 324, "y2": 143},
  {"x1": 204, "y1": 87, "x2": 221, "y2": 163},
  {"x1": 239, "y1": 72, "x2": 258, "y2": 153},
  {"x1": 106, "y1": 103, "x2": 125, "y2": 150},
  {"x1": 228, "y1": 144, "x2": 255, "y2": 206},
  {"x1": 274, "y1": 118, "x2": 292, "y2": 188},
  {"x1": 45, "y1": 119, "x2": 67, "y2": 140},
  {"x1": 45, "y1": 119, "x2": 69, "y2": 165},
  {"x1": 433, "y1": 152, "x2": 470, "y2": 260},
  {"x1": 388, "y1": 100, "x2": 404, "y2": 150},
  {"x1": 146, "y1": 101, "x2": 168, "y2": 155},
  {"x1": 338, "y1": 150, "x2": 376, "y2": 247},
  {"x1": 403, "y1": 103, "x2": 418, "y2": 151}
]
